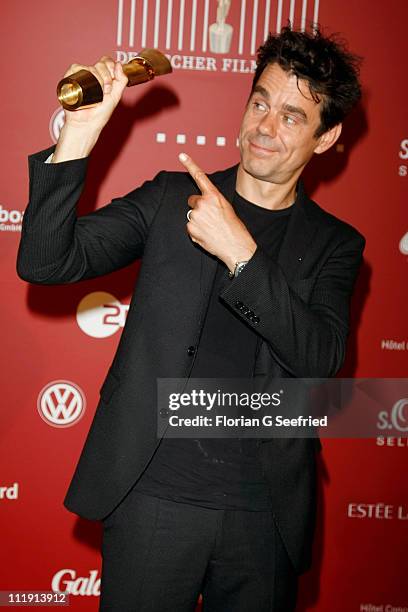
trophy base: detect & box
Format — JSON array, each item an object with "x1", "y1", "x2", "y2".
[{"x1": 57, "y1": 70, "x2": 103, "y2": 111}]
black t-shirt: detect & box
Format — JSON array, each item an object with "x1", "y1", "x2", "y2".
[{"x1": 134, "y1": 190, "x2": 293, "y2": 510}]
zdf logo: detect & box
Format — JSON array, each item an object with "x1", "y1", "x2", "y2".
[
  {"x1": 76, "y1": 292, "x2": 129, "y2": 338},
  {"x1": 377, "y1": 398, "x2": 408, "y2": 433},
  {"x1": 38, "y1": 381, "x2": 86, "y2": 428}
]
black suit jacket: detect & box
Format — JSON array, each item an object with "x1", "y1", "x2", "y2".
[{"x1": 17, "y1": 145, "x2": 365, "y2": 574}]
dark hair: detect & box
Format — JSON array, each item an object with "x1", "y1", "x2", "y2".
[{"x1": 252, "y1": 26, "x2": 362, "y2": 137}]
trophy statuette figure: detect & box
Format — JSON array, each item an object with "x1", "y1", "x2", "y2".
[
  {"x1": 209, "y1": 0, "x2": 233, "y2": 54},
  {"x1": 57, "y1": 49, "x2": 172, "y2": 111}
]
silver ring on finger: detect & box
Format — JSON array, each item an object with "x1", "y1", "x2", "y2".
[{"x1": 186, "y1": 209, "x2": 193, "y2": 222}]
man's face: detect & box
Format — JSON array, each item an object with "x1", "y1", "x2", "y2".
[{"x1": 239, "y1": 63, "x2": 327, "y2": 185}]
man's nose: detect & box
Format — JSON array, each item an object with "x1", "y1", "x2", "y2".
[{"x1": 257, "y1": 112, "x2": 277, "y2": 138}]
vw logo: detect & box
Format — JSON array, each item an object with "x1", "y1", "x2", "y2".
[{"x1": 37, "y1": 381, "x2": 86, "y2": 428}]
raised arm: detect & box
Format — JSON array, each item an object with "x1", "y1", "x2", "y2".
[
  {"x1": 17, "y1": 151, "x2": 167, "y2": 283},
  {"x1": 17, "y1": 56, "x2": 167, "y2": 284}
]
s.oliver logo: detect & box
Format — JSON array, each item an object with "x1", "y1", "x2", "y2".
[
  {"x1": 377, "y1": 398, "x2": 408, "y2": 433},
  {"x1": 398, "y1": 138, "x2": 408, "y2": 177},
  {"x1": 399, "y1": 139, "x2": 408, "y2": 159}
]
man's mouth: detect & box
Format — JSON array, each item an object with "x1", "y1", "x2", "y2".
[{"x1": 248, "y1": 140, "x2": 277, "y2": 155}]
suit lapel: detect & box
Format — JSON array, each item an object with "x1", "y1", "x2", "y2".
[
  {"x1": 195, "y1": 165, "x2": 239, "y2": 302},
  {"x1": 195, "y1": 165, "x2": 319, "y2": 304},
  {"x1": 277, "y1": 180, "x2": 318, "y2": 282}
]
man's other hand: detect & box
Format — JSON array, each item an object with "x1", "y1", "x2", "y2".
[{"x1": 178, "y1": 153, "x2": 257, "y2": 274}]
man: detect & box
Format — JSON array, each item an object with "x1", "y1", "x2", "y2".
[{"x1": 17, "y1": 27, "x2": 365, "y2": 612}]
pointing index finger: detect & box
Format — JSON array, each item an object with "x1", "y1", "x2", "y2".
[{"x1": 178, "y1": 153, "x2": 217, "y2": 195}]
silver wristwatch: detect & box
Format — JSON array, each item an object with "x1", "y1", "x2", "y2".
[{"x1": 228, "y1": 260, "x2": 249, "y2": 279}]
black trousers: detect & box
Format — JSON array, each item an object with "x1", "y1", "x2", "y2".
[{"x1": 100, "y1": 488, "x2": 298, "y2": 611}]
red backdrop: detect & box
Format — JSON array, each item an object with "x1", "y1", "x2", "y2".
[{"x1": 1, "y1": 1, "x2": 407, "y2": 610}]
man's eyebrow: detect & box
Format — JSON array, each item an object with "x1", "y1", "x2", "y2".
[
  {"x1": 252, "y1": 85, "x2": 270, "y2": 100},
  {"x1": 282, "y1": 104, "x2": 308, "y2": 122}
]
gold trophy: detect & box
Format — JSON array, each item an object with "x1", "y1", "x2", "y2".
[{"x1": 57, "y1": 48, "x2": 172, "y2": 111}]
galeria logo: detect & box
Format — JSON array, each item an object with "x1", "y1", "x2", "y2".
[
  {"x1": 51, "y1": 569, "x2": 100, "y2": 597},
  {"x1": 377, "y1": 398, "x2": 408, "y2": 433},
  {"x1": 76, "y1": 292, "x2": 129, "y2": 338},
  {"x1": 49, "y1": 108, "x2": 65, "y2": 143},
  {"x1": 37, "y1": 381, "x2": 86, "y2": 428}
]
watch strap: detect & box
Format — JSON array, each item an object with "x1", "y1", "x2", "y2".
[{"x1": 228, "y1": 260, "x2": 249, "y2": 279}]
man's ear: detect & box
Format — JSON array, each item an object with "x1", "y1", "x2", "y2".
[{"x1": 314, "y1": 123, "x2": 342, "y2": 155}]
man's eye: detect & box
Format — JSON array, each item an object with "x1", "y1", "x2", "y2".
[
  {"x1": 253, "y1": 101, "x2": 266, "y2": 111},
  {"x1": 283, "y1": 115, "x2": 296, "y2": 126}
]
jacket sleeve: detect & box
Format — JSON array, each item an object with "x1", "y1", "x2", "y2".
[
  {"x1": 219, "y1": 230, "x2": 365, "y2": 378},
  {"x1": 16, "y1": 146, "x2": 168, "y2": 284}
]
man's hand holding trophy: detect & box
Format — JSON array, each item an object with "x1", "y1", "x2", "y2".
[{"x1": 52, "y1": 49, "x2": 171, "y2": 163}]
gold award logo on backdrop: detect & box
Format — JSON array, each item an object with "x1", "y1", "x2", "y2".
[{"x1": 115, "y1": 0, "x2": 321, "y2": 74}]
